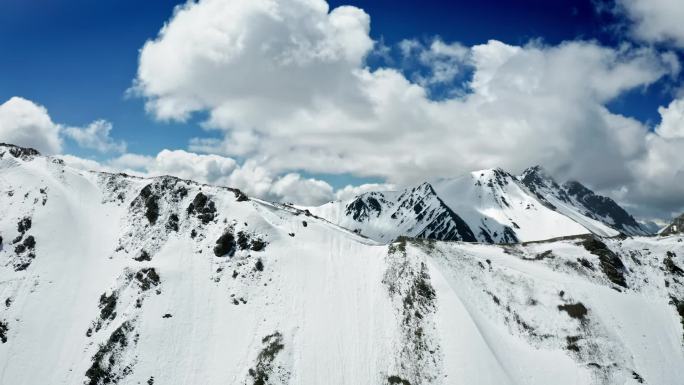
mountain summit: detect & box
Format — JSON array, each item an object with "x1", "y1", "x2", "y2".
[{"x1": 311, "y1": 166, "x2": 649, "y2": 244}]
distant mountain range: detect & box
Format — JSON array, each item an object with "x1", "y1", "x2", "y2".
[{"x1": 310, "y1": 166, "x2": 650, "y2": 244}]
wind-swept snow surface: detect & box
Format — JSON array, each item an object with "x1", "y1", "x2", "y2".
[{"x1": 1, "y1": 144, "x2": 683, "y2": 385}]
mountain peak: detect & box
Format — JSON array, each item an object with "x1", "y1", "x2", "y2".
[
  {"x1": 471, "y1": 167, "x2": 512, "y2": 178},
  {"x1": 520, "y1": 165, "x2": 545, "y2": 180},
  {"x1": 415, "y1": 181, "x2": 436, "y2": 194},
  {"x1": 562, "y1": 180, "x2": 592, "y2": 197},
  {"x1": 0, "y1": 143, "x2": 41, "y2": 159},
  {"x1": 523, "y1": 164, "x2": 544, "y2": 173},
  {"x1": 313, "y1": 180, "x2": 477, "y2": 243},
  {"x1": 520, "y1": 165, "x2": 561, "y2": 190},
  {"x1": 660, "y1": 213, "x2": 684, "y2": 235},
  {"x1": 314, "y1": 163, "x2": 650, "y2": 244}
]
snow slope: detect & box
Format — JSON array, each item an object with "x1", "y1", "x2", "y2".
[
  {"x1": 520, "y1": 166, "x2": 648, "y2": 236},
  {"x1": 431, "y1": 168, "x2": 591, "y2": 243},
  {"x1": 1, "y1": 143, "x2": 683, "y2": 385}
]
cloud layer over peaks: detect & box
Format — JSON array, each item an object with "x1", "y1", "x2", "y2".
[
  {"x1": 130, "y1": 0, "x2": 684, "y2": 217},
  {"x1": 60, "y1": 148, "x2": 391, "y2": 206}
]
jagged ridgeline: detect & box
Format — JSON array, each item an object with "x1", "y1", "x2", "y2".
[
  {"x1": 661, "y1": 213, "x2": 684, "y2": 236},
  {"x1": 310, "y1": 166, "x2": 651, "y2": 245},
  {"x1": 1, "y1": 143, "x2": 683, "y2": 385}
]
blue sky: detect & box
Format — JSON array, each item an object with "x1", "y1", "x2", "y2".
[
  {"x1": 1, "y1": 0, "x2": 683, "y2": 217},
  {"x1": 0, "y1": 0, "x2": 203, "y2": 156},
  {"x1": 0, "y1": 0, "x2": 673, "y2": 157}
]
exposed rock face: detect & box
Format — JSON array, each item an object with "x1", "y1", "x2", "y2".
[
  {"x1": 187, "y1": 192, "x2": 216, "y2": 224},
  {"x1": 581, "y1": 237, "x2": 627, "y2": 288},
  {"x1": 564, "y1": 180, "x2": 646, "y2": 234},
  {"x1": 213, "y1": 231, "x2": 236, "y2": 257},
  {"x1": 520, "y1": 166, "x2": 649, "y2": 236},
  {"x1": 332, "y1": 182, "x2": 477, "y2": 243},
  {"x1": 661, "y1": 213, "x2": 684, "y2": 236},
  {"x1": 0, "y1": 143, "x2": 40, "y2": 160}
]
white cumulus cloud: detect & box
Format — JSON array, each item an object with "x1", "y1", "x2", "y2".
[
  {"x1": 270, "y1": 173, "x2": 334, "y2": 205},
  {"x1": 62, "y1": 149, "x2": 339, "y2": 206},
  {"x1": 399, "y1": 38, "x2": 470, "y2": 86},
  {"x1": 64, "y1": 120, "x2": 126, "y2": 153},
  {"x1": 656, "y1": 97, "x2": 684, "y2": 139},
  {"x1": 334, "y1": 182, "x2": 397, "y2": 201},
  {"x1": 131, "y1": 0, "x2": 684, "y2": 217},
  {"x1": 0, "y1": 96, "x2": 125, "y2": 155},
  {"x1": 0, "y1": 97, "x2": 63, "y2": 154},
  {"x1": 133, "y1": 0, "x2": 372, "y2": 125},
  {"x1": 617, "y1": 0, "x2": 684, "y2": 47}
]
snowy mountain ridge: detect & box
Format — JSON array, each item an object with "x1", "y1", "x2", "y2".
[
  {"x1": 311, "y1": 182, "x2": 477, "y2": 243},
  {"x1": 311, "y1": 166, "x2": 649, "y2": 245},
  {"x1": 519, "y1": 166, "x2": 649, "y2": 236},
  {"x1": 660, "y1": 213, "x2": 684, "y2": 236},
  {"x1": 1, "y1": 143, "x2": 683, "y2": 385}
]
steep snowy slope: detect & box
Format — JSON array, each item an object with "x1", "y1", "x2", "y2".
[
  {"x1": 431, "y1": 168, "x2": 591, "y2": 243},
  {"x1": 520, "y1": 166, "x2": 648, "y2": 236},
  {"x1": 0, "y1": 144, "x2": 399, "y2": 385},
  {"x1": 1, "y1": 143, "x2": 683, "y2": 385},
  {"x1": 424, "y1": 233, "x2": 684, "y2": 385},
  {"x1": 309, "y1": 182, "x2": 477, "y2": 243}
]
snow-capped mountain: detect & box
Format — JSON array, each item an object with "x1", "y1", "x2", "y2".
[
  {"x1": 661, "y1": 213, "x2": 684, "y2": 235},
  {"x1": 308, "y1": 182, "x2": 477, "y2": 243},
  {"x1": 311, "y1": 167, "x2": 646, "y2": 244},
  {"x1": 520, "y1": 166, "x2": 649, "y2": 236},
  {"x1": 2, "y1": 143, "x2": 684, "y2": 385},
  {"x1": 430, "y1": 168, "x2": 598, "y2": 242}
]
